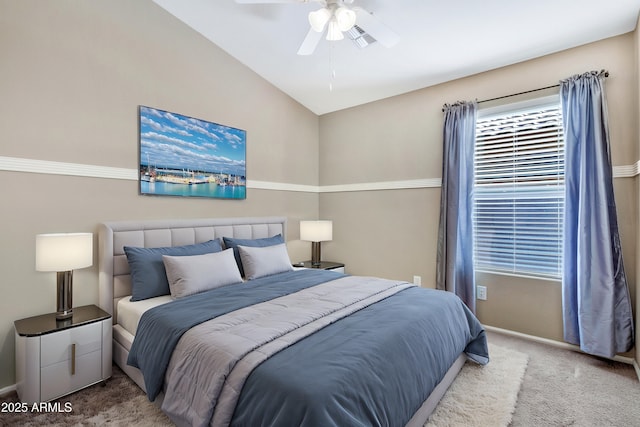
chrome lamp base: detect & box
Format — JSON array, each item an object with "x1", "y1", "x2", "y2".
[
  {"x1": 56, "y1": 270, "x2": 73, "y2": 320},
  {"x1": 311, "y1": 241, "x2": 322, "y2": 266}
]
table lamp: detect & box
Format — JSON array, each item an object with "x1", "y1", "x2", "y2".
[
  {"x1": 36, "y1": 233, "x2": 93, "y2": 320},
  {"x1": 300, "y1": 220, "x2": 332, "y2": 266}
]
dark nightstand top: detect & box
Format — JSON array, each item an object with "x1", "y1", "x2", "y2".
[
  {"x1": 14, "y1": 304, "x2": 111, "y2": 337},
  {"x1": 300, "y1": 261, "x2": 345, "y2": 270}
]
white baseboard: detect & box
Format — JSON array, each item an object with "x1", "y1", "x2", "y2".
[
  {"x1": 0, "y1": 383, "x2": 16, "y2": 397},
  {"x1": 634, "y1": 360, "x2": 640, "y2": 382},
  {"x1": 484, "y1": 325, "x2": 636, "y2": 366}
]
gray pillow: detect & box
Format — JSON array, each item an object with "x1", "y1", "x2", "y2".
[
  {"x1": 162, "y1": 248, "x2": 242, "y2": 299},
  {"x1": 124, "y1": 239, "x2": 223, "y2": 301},
  {"x1": 223, "y1": 234, "x2": 284, "y2": 276},
  {"x1": 238, "y1": 243, "x2": 293, "y2": 280}
]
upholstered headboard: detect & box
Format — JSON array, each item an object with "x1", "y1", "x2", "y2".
[{"x1": 98, "y1": 216, "x2": 287, "y2": 323}]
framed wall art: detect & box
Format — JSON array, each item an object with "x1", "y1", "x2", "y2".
[{"x1": 138, "y1": 106, "x2": 246, "y2": 200}]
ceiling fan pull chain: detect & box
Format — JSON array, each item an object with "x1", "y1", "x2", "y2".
[{"x1": 329, "y1": 42, "x2": 336, "y2": 92}]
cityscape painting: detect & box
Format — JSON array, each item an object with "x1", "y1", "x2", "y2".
[{"x1": 138, "y1": 106, "x2": 246, "y2": 199}]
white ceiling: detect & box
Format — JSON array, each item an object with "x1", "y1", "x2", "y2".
[{"x1": 153, "y1": 0, "x2": 640, "y2": 115}]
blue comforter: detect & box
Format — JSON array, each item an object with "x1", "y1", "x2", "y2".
[{"x1": 128, "y1": 270, "x2": 488, "y2": 427}]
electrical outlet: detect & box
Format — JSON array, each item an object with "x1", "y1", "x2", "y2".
[
  {"x1": 477, "y1": 285, "x2": 487, "y2": 301},
  {"x1": 413, "y1": 275, "x2": 422, "y2": 286}
]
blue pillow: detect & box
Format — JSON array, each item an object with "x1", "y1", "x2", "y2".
[
  {"x1": 124, "y1": 239, "x2": 223, "y2": 301},
  {"x1": 223, "y1": 234, "x2": 284, "y2": 276}
]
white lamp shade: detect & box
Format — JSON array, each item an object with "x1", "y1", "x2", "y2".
[
  {"x1": 36, "y1": 233, "x2": 93, "y2": 272},
  {"x1": 300, "y1": 220, "x2": 333, "y2": 242},
  {"x1": 309, "y1": 8, "x2": 331, "y2": 32}
]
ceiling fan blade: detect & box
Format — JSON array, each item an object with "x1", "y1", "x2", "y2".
[
  {"x1": 353, "y1": 7, "x2": 399, "y2": 48},
  {"x1": 297, "y1": 27, "x2": 324, "y2": 55}
]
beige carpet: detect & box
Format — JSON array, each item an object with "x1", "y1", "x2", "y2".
[
  {"x1": 488, "y1": 331, "x2": 640, "y2": 426},
  {"x1": 1, "y1": 344, "x2": 526, "y2": 427}
]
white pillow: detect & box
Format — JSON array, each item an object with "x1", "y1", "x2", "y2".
[
  {"x1": 238, "y1": 243, "x2": 293, "y2": 280},
  {"x1": 162, "y1": 248, "x2": 242, "y2": 299}
]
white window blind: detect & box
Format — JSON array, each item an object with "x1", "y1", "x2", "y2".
[{"x1": 473, "y1": 97, "x2": 564, "y2": 279}]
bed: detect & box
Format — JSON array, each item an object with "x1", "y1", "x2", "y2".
[{"x1": 98, "y1": 216, "x2": 488, "y2": 427}]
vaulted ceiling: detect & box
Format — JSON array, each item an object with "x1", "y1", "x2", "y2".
[{"x1": 153, "y1": 0, "x2": 640, "y2": 115}]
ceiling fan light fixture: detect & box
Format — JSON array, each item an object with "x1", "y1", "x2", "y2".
[
  {"x1": 334, "y1": 7, "x2": 356, "y2": 32},
  {"x1": 309, "y1": 8, "x2": 331, "y2": 32},
  {"x1": 326, "y1": 18, "x2": 344, "y2": 41}
]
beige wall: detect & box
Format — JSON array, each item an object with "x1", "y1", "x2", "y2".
[
  {"x1": 635, "y1": 15, "x2": 640, "y2": 368},
  {"x1": 319, "y1": 34, "x2": 638, "y2": 345},
  {"x1": 2, "y1": 0, "x2": 639, "y2": 390},
  {"x1": 0, "y1": 0, "x2": 320, "y2": 388}
]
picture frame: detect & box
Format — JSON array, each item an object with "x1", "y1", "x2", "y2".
[{"x1": 138, "y1": 106, "x2": 246, "y2": 200}]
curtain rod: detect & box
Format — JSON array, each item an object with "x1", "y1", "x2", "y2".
[
  {"x1": 477, "y1": 83, "x2": 559, "y2": 104},
  {"x1": 443, "y1": 70, "x2": 609, "y2": 111}
]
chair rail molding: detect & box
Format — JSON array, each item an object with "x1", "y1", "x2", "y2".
[{"x1": 1, "y1": 156, "x2": 638, "y2": 194}]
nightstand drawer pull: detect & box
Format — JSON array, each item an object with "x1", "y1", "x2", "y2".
[
  {"x1": 71, "y1": 343, "x2": 76, "y2": 375},
  {"x1": 40, "y1": 322, "x2": 102, "y2": 367}
]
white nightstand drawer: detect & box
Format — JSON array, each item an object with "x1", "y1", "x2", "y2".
[
  {"x1": 41, "y1": 350, "x2": 102, "y2": 402},
  {"x1": 40, "y1": 322, "x2": 102, "y2": 367}
]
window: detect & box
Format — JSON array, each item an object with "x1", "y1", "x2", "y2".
[{"x1": 473, "y1": 96, "x2": 564, "y2": 279}]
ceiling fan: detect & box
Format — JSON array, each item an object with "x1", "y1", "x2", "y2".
[{"x1": 234, "y1": 0, "x2": 399, "y2": 55}]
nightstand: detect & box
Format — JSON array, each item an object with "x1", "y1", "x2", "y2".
[
  {"x1": 300, "y1": 261, "x2": 345, "y2": 273},
  {"x1": 14, "y1": 304, "x2": 112, "y2": 403}
]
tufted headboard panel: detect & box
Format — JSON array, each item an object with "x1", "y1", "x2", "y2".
[{"x1": 98, "y1": 216, "x2": 287, "y2": 323}]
